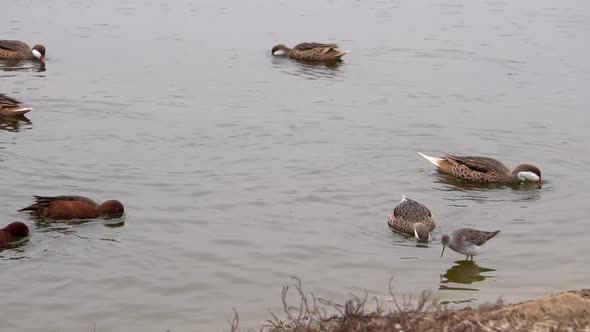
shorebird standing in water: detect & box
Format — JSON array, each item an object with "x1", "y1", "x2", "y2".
[{"x1": 441, "y1": 228, "x2": 500, "y2": 261}]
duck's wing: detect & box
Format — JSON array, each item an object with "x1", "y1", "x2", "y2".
[
  {"x1": 293, "y1": 42, "x2": 339, "y2": 52},
  {"x1": 19, "y1": 195, "x2": 97, "y2": 211},
  {"x1": 0, "y1": 40, "x2": 30, "y2": 52},
  {"x1": 446, "y1": 155, "x2": 509, "y2": 174},
  {"x1": 393, "y1": 197, "x2": 432, "y2": 220}
]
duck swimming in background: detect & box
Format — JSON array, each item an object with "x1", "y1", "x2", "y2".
[
  {"x1": 0, "y1": 40, "x2": 46, "y2": 63},
  {"x1": 0, "y1": 222, "x2": 29, "y2": 246},
  {"x1": 418, "y1": 152, "x2": 542, "y2": 184},
  {"x1": 271, "y1": 42, "x2": 348, "y2": 62},
  {"x1": 388, "y1": 196, "x2": 436, "y2": 241},
  {"x1": 19, "y1": 196, "x2": 124, "y2": 220},
  {"x1": 0, "y1": 93, "x2": 33, "y2": 117}
]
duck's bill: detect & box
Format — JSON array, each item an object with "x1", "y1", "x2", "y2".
[{"x1": 536, "y1": 179, "x2": 542, "y2": 185}]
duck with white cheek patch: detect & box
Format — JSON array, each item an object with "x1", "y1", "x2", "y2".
[
  {"x1": 0, "y1": 40, "x2": 46, "y2": 63},
  {"x1": 418, "y1": 152, "x2": 542, "y2": 185}
]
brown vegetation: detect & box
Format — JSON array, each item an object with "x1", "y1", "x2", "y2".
[{"x1": 229, "y1": 278, "x2": 590, "y2": 332}]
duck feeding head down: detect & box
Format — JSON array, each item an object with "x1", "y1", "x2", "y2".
[
  {"x1": 32, "y1": 44, "x2": 46, "y2": 63},
  {"x1": 99, "y1": 200, "x2": 125, "y2": 218},
  {"x1": 271, "y1": 44, "x2": 290, "y2": 56},
  {"x1": 414, "y1": 223, "x2": 431, "y2": 242},
  {"x1": 514, "y1": 164, "x2": 542, "y2": 184}
]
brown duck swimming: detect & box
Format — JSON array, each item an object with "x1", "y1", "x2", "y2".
[
  {"x1": 19, "y1": 196, "x2": 124, "y2": 220},
  {"x1": 387, "y1": 196, "x2": 435, "y2": 241},
  {"x1": 0, "y1": 222, "x2": 29, "y2": 246},
  {"x1": 419, "y1": 152, "x2": 542, "y2": 184},
  {"x1": 0, "y1": 93, "x2": 33, "y2": 117},
  {"x1": 271, "y1": 42, "x2": 348, "y2": 61},
  {"x1": 0, "y1": 40, "x2": 46, "y2": 63}
]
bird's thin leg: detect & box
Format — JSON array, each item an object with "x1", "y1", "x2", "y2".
[{"x1": 465, "y1": 255, "x2": 469, "y2": 261}]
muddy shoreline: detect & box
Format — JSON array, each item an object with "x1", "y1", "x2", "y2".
[{"x1": 238, "y1": 287, "x2": 590, "y2": 332}]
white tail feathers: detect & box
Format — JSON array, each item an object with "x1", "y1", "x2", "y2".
[
  {"x1": 418, "y1": 152, "x2": 444, "y2": 168},
  {"x1": 14, "y1": 107, "x2": 33, "y2": 115},
  {"x1": 400, "y1": 195, "x2": 407, "y2": 203},
  {"x1": 336, "y1": 51, "x2": 349, "y2": 58}
]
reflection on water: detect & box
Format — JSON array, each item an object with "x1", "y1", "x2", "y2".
[
  {"x1": 271, "y1": 56, "x2": 344, "y2": 80},
  {"x1": 0, "y1": 237, "x2": 30, "y2": 256},
  {"x1": 439, "y1": 260, "x2": 496, "y2": 291},
  {"x1": 0, "y1": 60, "x2": 46, "y2": 73},
  {"x1": 32, "y1": 215, "x2": 126, "y2": 235},
  {"x1": 0, "y1": 115, "x2": 32, "y2": 133}
]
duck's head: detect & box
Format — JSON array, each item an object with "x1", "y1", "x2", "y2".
[
  {"x1": 31, "y1": 44, "x2": 46, "y2": 63},
  {"x1": 3, "y1": 222, "x2": 29, "y2": 237},
  {"x1": 271, "y1": 44, "x2": 289, "y2": 56},
  {"x1": 440, "y1": 234, "x2": 451, "y2": 257},
  {"x1": 413, "y1": 223, "x2": 431, "y2": 242},
  {"x1": 514, "y1": 164, "x2": 542, "y2": 184},
  {"x1": 99, "y1": 200, "x2": 125, "y2": 217}
]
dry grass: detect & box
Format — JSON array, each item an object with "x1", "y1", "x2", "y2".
[{"x1": 228, "y1": 278, "x2": 590, "y2": 332}]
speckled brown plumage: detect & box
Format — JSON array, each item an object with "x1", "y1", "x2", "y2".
[
  {"x1": 419, "y1": 152, "x2": 542, "y2": 184},
  {"x1": 0, "y1": 93, "x2": 32, "y2": 117},
  {"x1": 271, "y1": 42, "x2": 348, "y2": 61},
  {"x1": 387, "y1": 196, "x2": 435, "y2": 241},
  {"x1": 0, "y1": 40, "x2": 46, "y2": 62}
]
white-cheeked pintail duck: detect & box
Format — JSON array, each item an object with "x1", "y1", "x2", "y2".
[
  {"x1": 388, "y1": 195, "x2": 436, "y2": 241},
  {"x1": 418, "y1": 152, "x2": 542, "y2": 184},
  {"x1": 0, "y1": 40, "x2": 46, "y2": 63},
  {"x1": 271, "y1": 42, "x2": 348, "y2": 61}
]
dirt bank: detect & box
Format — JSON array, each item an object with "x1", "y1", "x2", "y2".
[{"x1": 257, "y1": 288, "x2": 590, "y2": 332}]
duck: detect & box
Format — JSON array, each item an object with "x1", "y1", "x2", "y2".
[
  {"x1": 441, "y1": 228, "x2": 500, "y2": 261},
  {"x1": 418, "y1": 152, "x2": 542, "y2": 184},
  {"x1": 387, "y1": 195, "x2": 435, "y2": 241},
  {"x1": 0, "y1": 40, "x2": 46, "y2": 63},
  {"x1": 0, "y1": 222, "x2": 29, "y2": 246},
  {"x1": 271, "y1": 42, "x2": 348, "y2": 61},
  {"x1": 19, "y1": 195, "x2": 124, "y2": 220},
  {"x1": 0, "y1": 93, "x2": 33, "y2": 117}
]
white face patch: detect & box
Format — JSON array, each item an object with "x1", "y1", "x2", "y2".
[
  {"x1": 518, "y1": 171, "x2": 540, "y2": 183},
  {"x1": 273, "y1": 49, "x2": 285, "y2": 56},
  {"x1": 32, "y1": 49, "x2": 42, "y2": 59}
]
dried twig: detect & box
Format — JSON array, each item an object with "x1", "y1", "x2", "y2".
[{"x1": 227, "y1": 307, "x2": 239, "y2": 332}]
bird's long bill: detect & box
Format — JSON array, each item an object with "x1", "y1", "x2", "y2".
[{"x1": 440, "y1": 246, "x2": 446, "y2": 258}]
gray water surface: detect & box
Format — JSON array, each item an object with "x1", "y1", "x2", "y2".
[{"x1": 1, "y1": 0, "x2": 589, "y2": 331}]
